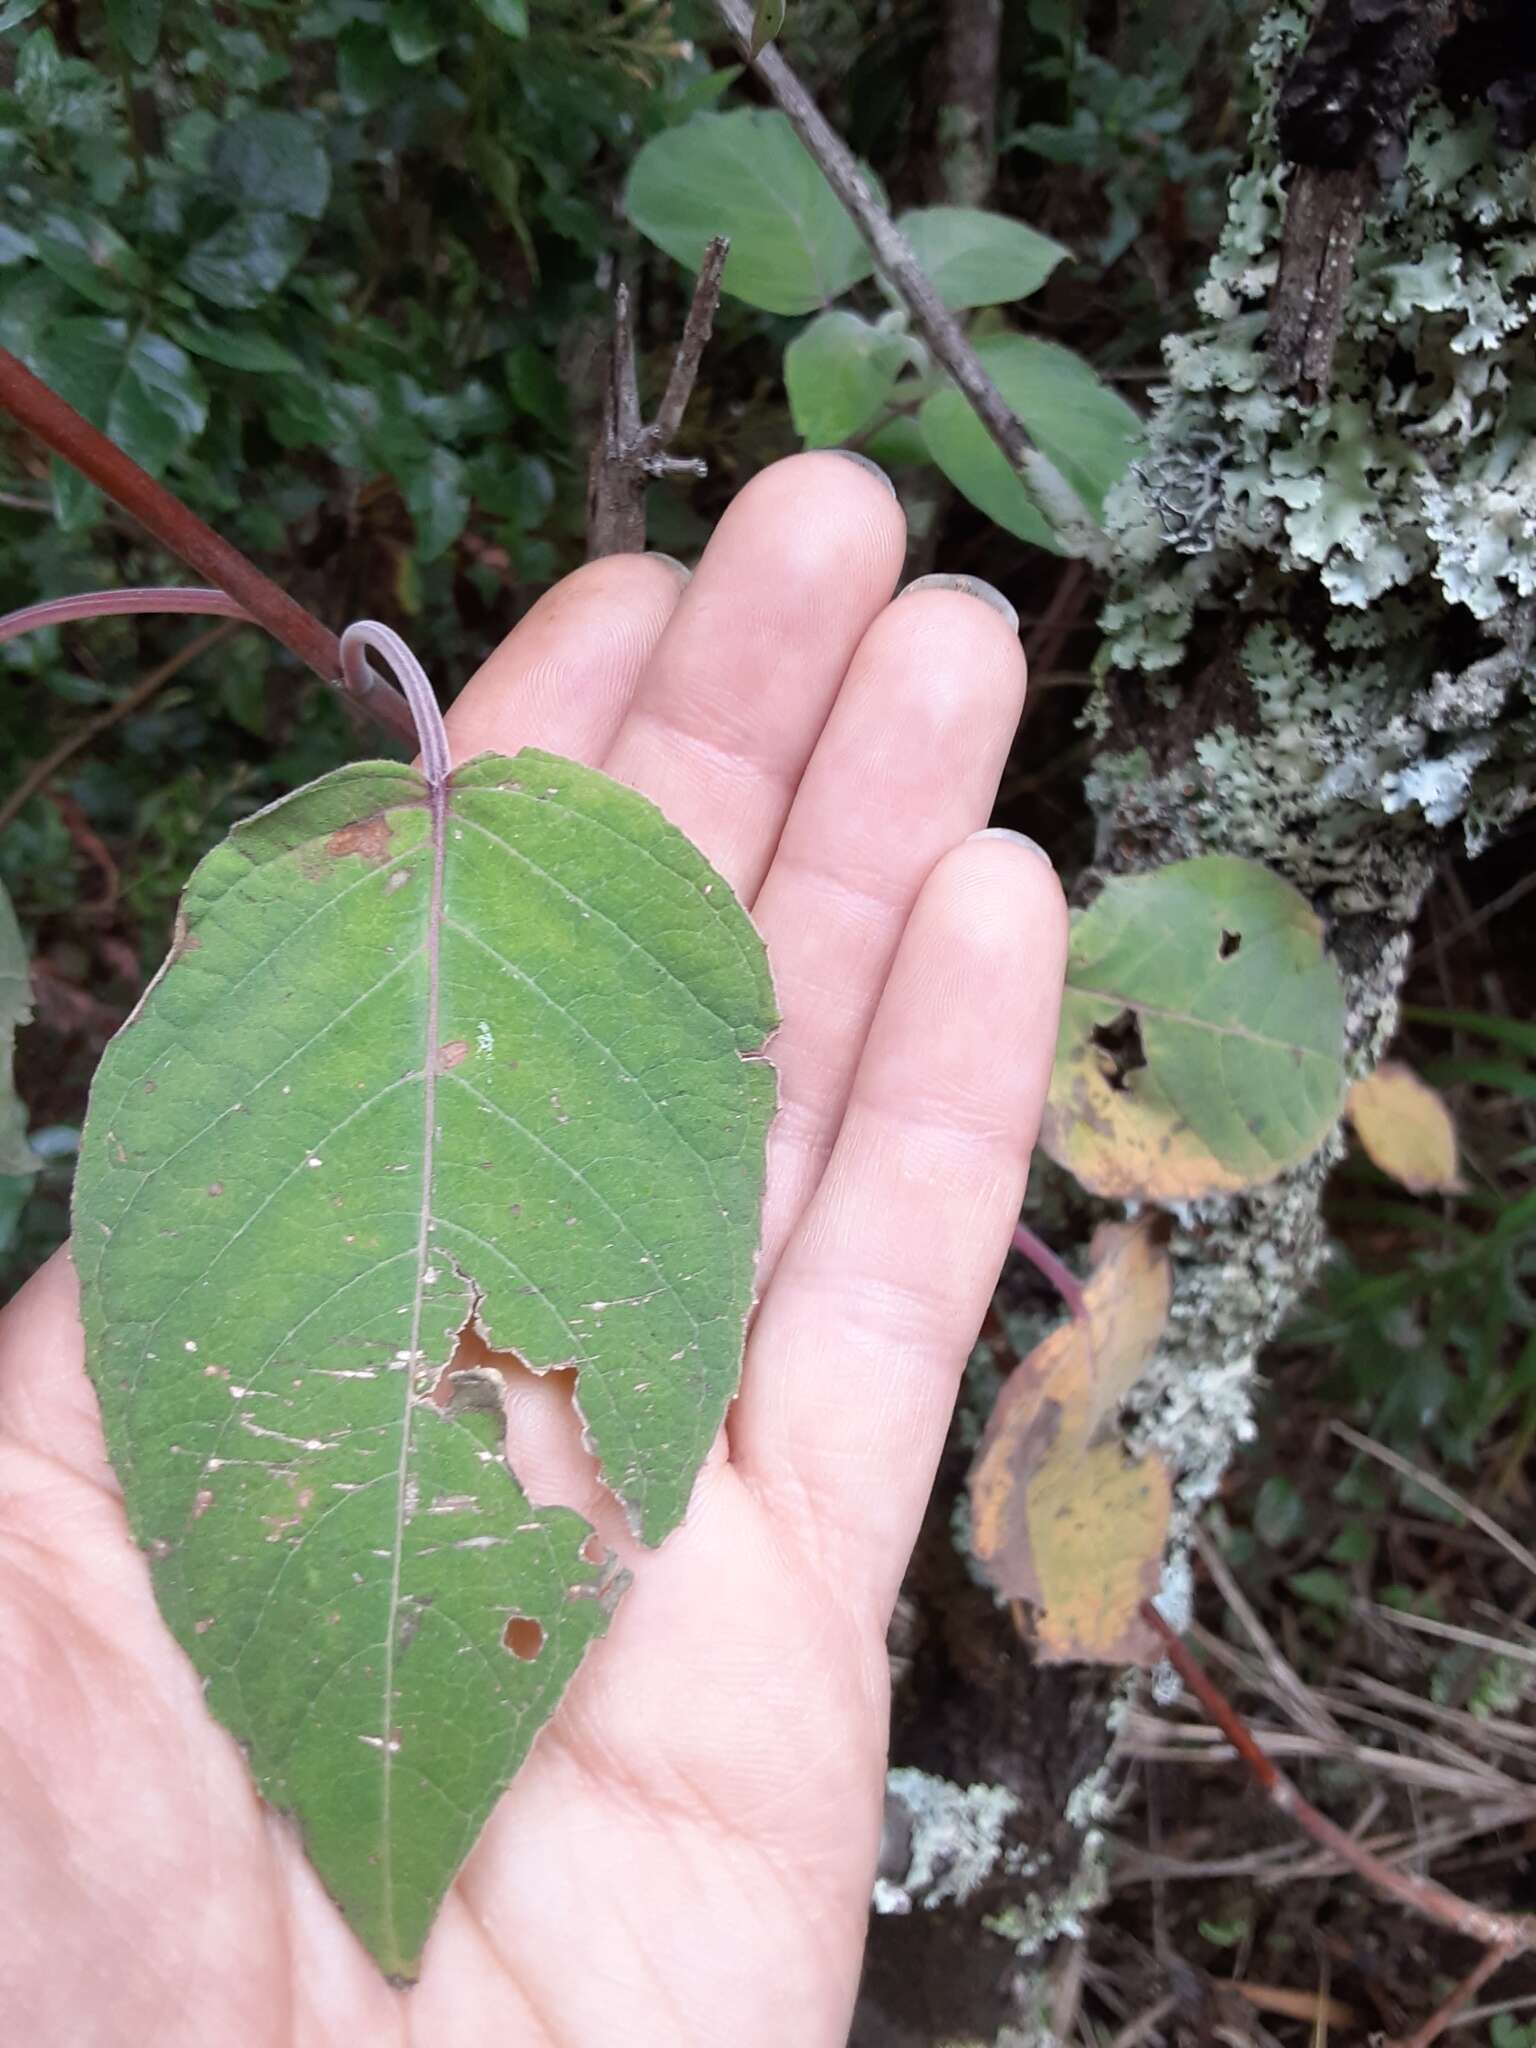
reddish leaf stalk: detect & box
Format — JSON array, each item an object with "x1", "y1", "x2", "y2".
[
  {"x1": 0, "y1": 346, "x2": 415, "y2": 747},
  {"x1": 1011, "y1": 1221, "x2": 1087, "y2": 1321},
  {"x1": 1139, "y1": 1599, "x2": 1536, "y2": 1957}
]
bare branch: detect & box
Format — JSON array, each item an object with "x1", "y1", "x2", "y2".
[
  {"x1": 708, "y1": 0, "x2": 1104, "y2": 561},
  {"x1": 587, "y1": 240, "x2": 728, "y2": 559}
]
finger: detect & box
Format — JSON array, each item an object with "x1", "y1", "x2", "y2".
[
  {"x1": 0, "y1": 1248, "x2": 115, "y2": 1492},
  {"x1": 599, "y1": 452, "x2": 907, "y2": 897},
  {"x1": 745, "y1": 579, "x2": 1026, "y2": 1279},
  {"x1": 732, "y1": 833, "x2": 1068, "y2": 1622},
  {"x1": 444, "y1": 553, "x2": 688, "y2": 768}
]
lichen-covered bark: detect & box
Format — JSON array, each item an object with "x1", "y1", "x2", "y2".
[{"x1": 861, "y1": 5, "x2": 1536, "y2": 2038}]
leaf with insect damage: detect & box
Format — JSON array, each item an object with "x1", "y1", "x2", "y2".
[
  {"x1": 72, "y1": 749, "x2": 777, "y2": 1979},
  {"x1": 1041, "y1": 856, "x2": 1347, "y2": 1202},
  {"x1": 1347, "y1": 1060, "x2": 1463, "y2": 1195},
  {"x1": 969, "y1": 1218, "x2": 1172, "y2": 1664}
]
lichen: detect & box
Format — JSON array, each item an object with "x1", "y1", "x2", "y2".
[{"x1": 875, "y1": 1769, "x2": 1027, "y2": 1916}]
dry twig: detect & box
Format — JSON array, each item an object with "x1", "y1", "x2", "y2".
[{"x1": 586, "y1": 239, "x2": 728, "y2": 558}]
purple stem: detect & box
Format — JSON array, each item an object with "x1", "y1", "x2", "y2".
[
  {"x1": 339, "y1": 621, "x2": 451, "y2": 789},
  {"x1": 0, "y1": 585, "x2": 253, "y2": 649},
  {"x1": 1011, "y1": 1221, "x2": 1088, "y2": 1322}
]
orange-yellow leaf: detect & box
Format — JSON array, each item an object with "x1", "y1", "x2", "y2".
[
  {"x1": 1347, "y1": 1061, "x2": 1464, "y2": 1195},
  {"x1": 969, "y1": 1218, "x2": 1173, "y2": 1665}
]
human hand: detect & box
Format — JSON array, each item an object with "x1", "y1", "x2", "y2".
[{"x1": 0, "y1": 452, "x2": 1066, "y2": 2048}]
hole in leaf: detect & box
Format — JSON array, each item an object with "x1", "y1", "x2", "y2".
[
  {"x1": 503, "y1": 1614, "x2": 545, "y2": 1660},
  {"x1": 580, "y1": 1532, "x2": 606, "y2": 1567},
  {"x1": 1089, "y1": 1009, "x2": 1147, "y2": 1092},
  {"x1": 1219, "y1": 929, "x2": 1241, "y2": 959}
]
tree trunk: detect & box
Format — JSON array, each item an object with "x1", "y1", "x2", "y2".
[{"x1": 859, "y1": 2, "x2": 1536, "y2": 2036}]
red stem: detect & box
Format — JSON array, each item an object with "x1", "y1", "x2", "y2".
[
  {"x1": 1011, "y1": 1222, "x2": 1088, "y2": 1321},
  {"x1": 0, "y1": 346, "x2": 414, "y2": 747},
  {"x1": 1139, "y1": 1599, "x2": 1535, "y2": 1956}
]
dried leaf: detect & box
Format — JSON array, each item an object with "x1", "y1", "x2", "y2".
[
  {"x1": 1347, "y1": 1060, "x2": 1463, "y2": 1194},
  {"x1": 969, "y1": 1218, "x2": 1172, "y2": 1664},
  {"x1": 1042, "y1": 856, "x2": 1347, "y2": 1202}
]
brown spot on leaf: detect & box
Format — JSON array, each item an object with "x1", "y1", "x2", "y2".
[
  {"x1": 437, "y1": 1039, "x2": 469, "y2": 1072},
  {"x1": 502, "y1": 1615, "x2": 545, "y2": 1660},
  {"x1": 324, "y1": 813, "x2": 394, "y2": 865}
]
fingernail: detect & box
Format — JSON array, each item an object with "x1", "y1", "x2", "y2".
[
  {"x1": 643, "y1": 551, "x2": 692, "y2": 581},
  {"x1": 968, "y1": 825, "x2": 1053, "y2": 866},
  {"x1": 902, "y1": 572, "x2": 1019, "y2": 632},
  {"x1": 825, "y1": 449, "x2": 896, "y2": 496}
]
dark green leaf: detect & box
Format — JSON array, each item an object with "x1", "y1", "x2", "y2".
[
  {"x1": 897, "y1": 206, "x2": 1069, "y2": 310},
  {"x1": 387, "y1": 0, "x2": 447, "y2": 63},
  {"x1": 33, "y1": 209, "x2": 148, "y2": 311},
  {"x1": 0, "y1": 879, "x2": 37, "y2": 1178},
  {"x1": 104, "y1": 0, "x2": 162, "y2": 65},
  {"x1": 472, "y1": 0, "x2": 528, "y2": 34},
  {"x1": 0, "y1": 0, "x2": 46, "y2": 31},
  {"x1": 402, "y1": 446, "x2": 470, "y2": 561},
  {"x1": 208, "y1": 112, "x2": 332, "y2": 222},
  {"x1": 30, "y1": 318, "x2": 206, "y2": 475},
  {"x1": 161, "y1": 315, "x2": 304, "y2": 375},
  {"x1": 626, "y1": 109, "x2": 874, "y2": 315},
  {"x1": 180, "y1": 211, "x2": 310, "y2": 310}
]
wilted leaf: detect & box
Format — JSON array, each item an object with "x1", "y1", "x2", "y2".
[
  {"x1": 0, "y1": 879, "x2": 37, "y2": 1177},
  {"x1": 74, "y1": 749, "x2": 777, "y2": 1977},
  {"x1": 1347, "y1": 1060, "x2": 1463, "y2": 1194},
  {"x1": 969, "y1": 1218, "x2": 1172, "y2": 1664},
  {"x1": 919, "y1": 332, "x2": 1141, "y2": 550},
  {"x1": 1041, "y1": 856, "x2": 1348, "y2": 1202},
  {"x1": 626, "y1": 110, "x2": 874, "y2": 315},
  {"x1": 784, "y1": 310, "x2": 914, "y2": 447},
  {"x1": 897, "y1": 206, "x2": 1068, "y2": 310}
]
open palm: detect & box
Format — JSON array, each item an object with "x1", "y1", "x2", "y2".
[{"x1": 0, "y1": 454, "x2": 1065, "y2": 2048}]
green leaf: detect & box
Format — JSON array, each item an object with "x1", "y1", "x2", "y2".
[
  {"x1": 750, "y1": 0, "x2": 786, "y2": 57},
  {"x1": 919, "y1": 333, "x2": 1142, "y2": 548},
  {"x1": 33, "y1": 209, "x2": 148, "y2": 311},
  {"x1": 1041, "y1": 856, "x2": 1348, "y2": 1202},
  {"x1": 0, "y1": 0, "x2": 46, "y2": 30},
  {"x1": 104, "y1": 0, "x2": 161, "y2": 64},
  {"x1": 161, "y1": 315, "x2": 304, "y2": 375},
  {"x1": 897, "y1": 207, "x2": 1068, "y2": 310},
  {"x1": 626, "y1": 109, "x2": 874, "y2": 315},
  {"x1": 1253, "y1": 1474, "x2": 1306, "y2": 1549},
  {"x1": 180, "y1": 210, "x2": 311, "y2": 310},
  {"x1": 0, "y1": 879, "x2": 37, "y2": 1178},
  {"x1": 30, "y1": 319, "x2": 207, "y2": 475},
  {"x1": 73, "y1": 749, "x2": 776, "y2": 1977},
  {"x1": 386, "y1": 0, "x2": 447, "y2": 62},
  {"x1": 208, "y1": 113, "x2": 332, "y2": 222},
  {"x1": 784, "y1": 310, "x2": 913, "y2": 447},
  {"x1": 471, "y1": 0, "x2": 528, "y2": 34},
  {"x1": 402, "y1": 446, "x2": 470, "y2": 561},
  {"x1": 1287, "y1": 1567, "x2": 1353, "y2": 1616}
]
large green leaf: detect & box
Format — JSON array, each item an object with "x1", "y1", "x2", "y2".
[
  {"x1": 74, "y1": 750, "x2": 777, "y2": 1977},
  {"x1": 0, "y1": 879, "x2": 37, "y2": 1178},
  {"x1": 626, "y1": 109, "x2": 874, "y2": 315},
  {"x1": 208, "y1": 112, "x2": 332, "y2": 222},
  {"x1": 1041, "y1": 856, "x2": 1347, "y2": 1201},
  {"x1": 179, "y1": 211, "x2": 311, "y2": 310},
  {"x1": 919, "y1": 333, "x2": 1142, "y2": 549},
  {"x1": 897, "y1": 206, "x2": 1068, "y2": 310},
  {"x1": 784, "y1": 310, "x2": 914, "y2": 447},
  {"x1": 27, "y1": 318, "x2": 207, "y2": 475}
]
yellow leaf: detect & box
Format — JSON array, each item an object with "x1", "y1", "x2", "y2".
[
  {"x1": 969, "y1": 1218, "x2": 1173, "y2": 1665},
  {"x1": 1347, "y1": 1060, "x2": 1464, "y2": 1195}
]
